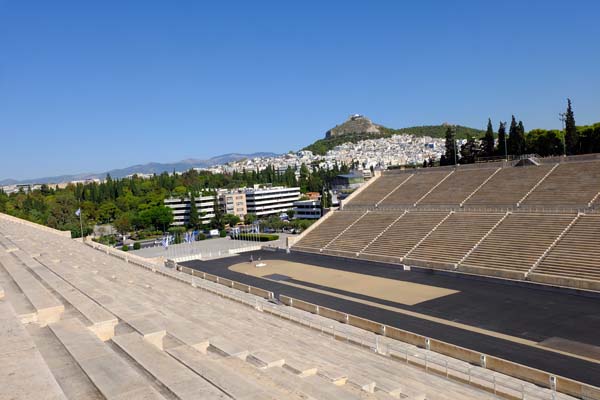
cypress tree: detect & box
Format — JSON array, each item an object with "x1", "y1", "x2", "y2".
[
  {"x1": 188, "y1": 194, "x2": 199, "y2": 229},
  {"x1": 564, "y1": 98, "x2": 578, "y2": 155},
  {"x1": 517, "y1": 120, "x2": 526, "y2": 155},
  {"x1": 497, "y1": 122, "x2": 507, "y2": 158},
  {"x1": 444, "y1": 126, "x2": 456, "y2": 165},
  {"x1": 483, "y1": 118, "x2": 495, "y2": 156},
  {"x1": 507, "y1": 116, "x2": 518, "y2": 155}
]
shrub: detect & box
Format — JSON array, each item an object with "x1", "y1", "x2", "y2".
[
  {"x1": 197, "y1": 233, "x2": 206, "y2": 241},
  {"x1": 122, "y1": 245, "x2": 129, "y2": 251},
  {"x1": 219, "y1": 229, "x2": 227, "y2": 238},
  {"x1": 232, "y1": 233, "x2": 279, "y2": 242},
  {"x1": 133, "y1": 242, "x2": 141, "y2": 250}
]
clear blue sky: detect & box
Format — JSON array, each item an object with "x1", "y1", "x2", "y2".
[{"x1": 1, "y1": 0, "x2": 599, "y2": 181}]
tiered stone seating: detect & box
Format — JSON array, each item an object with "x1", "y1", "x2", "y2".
[
  {"x1": 378, "y1": 170, "x2": 451, "y2": 207},
  {"x1": 535, "y1": 215, "x2": 600, "y2": 281},
  {"x1": 347, "y1": 175, "x2": 412, "y2": 207},
  {"x1": 0, "y1": 251, "x2": 64, "y2": 326},
  {"x1": 464, "y1": 164, "x2": 554, "y2": 207},
  {"x1": 49, "y1": 318, "x2": 166, "y2": 400},
  {"x1": 361, "y1": 211, "x2": 450, "y2": 262},
  {"x1": 112, "y1": 332, "x2": 227, "y2": 399},
  {"x1": 417, "y1": 168, "x2": 498, "y2": 206},
  {"x1": 0, "y1": 301, "x2": 67, "y2": 400},
  {"x1": 460, "y1": 213, "x2": 576, "y2": 277},
  {"x1": 405, "y1": 213, "x2": 504, "y2": 269},
  {"x1": 16, "y1": 253, "x2": 118, "y2": 340},
  {"x1": 0, "y1": 214, "x2": 516, "y2": 400},
  {"x1": 293, "y1": 211, "x2": 364, "y2": 251},
  {"x1": 521, "y1": 161, "x2": 600, "y2": 208},
  {"x1": 325, "y1": 212, "x2": 398, "y2": 256}
]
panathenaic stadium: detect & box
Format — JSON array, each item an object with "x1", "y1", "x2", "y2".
[{"x1": 2, "y1": 156, "x2": 600, "y2": 400}]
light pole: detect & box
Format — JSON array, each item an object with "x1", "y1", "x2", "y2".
[
  {"x1": 504, "y1": 132, "x2": 508, "y2": 162},
  {"x1": 453, "y1": 126, "x2": 458, "y2": 166},
  {"x1": 559, "y1": 112, "x2": 566, "y2": 157},
  {"x1": 77, "y1": 200, "x2": 84, "y2": 241}
]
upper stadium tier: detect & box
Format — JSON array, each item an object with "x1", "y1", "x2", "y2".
[
  {"x1": 343, "y1": 158, "x2": 600, "y2": 211},
  {"x1": 293, "y1": 158, "x2": 600, "y2": 291}
]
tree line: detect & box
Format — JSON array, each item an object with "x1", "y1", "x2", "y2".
[
  {"x1": 0, "y1": 162, "x2": 347, "y2": 238},
  {"x1": 439, "y1": 99, "x2": 599, "y2": 165}
]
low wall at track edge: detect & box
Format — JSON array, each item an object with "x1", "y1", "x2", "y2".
[{"x1": 279, "y1": 294, "x2": 600, "y2": 400}]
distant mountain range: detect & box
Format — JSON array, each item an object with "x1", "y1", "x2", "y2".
[{"x1": 0, "y1": 152, "x2": 278, "y2": 186}]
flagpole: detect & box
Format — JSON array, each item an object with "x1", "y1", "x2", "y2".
[{"x1": 78, "y1": 200, "x2": 84, "y2": 241}]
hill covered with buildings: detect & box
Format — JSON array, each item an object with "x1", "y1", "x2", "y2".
[{"x1": 306, "y1": 115, "x2": 484, "y2": 155}]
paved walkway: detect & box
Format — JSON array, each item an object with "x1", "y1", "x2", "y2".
[{"x1": 131, "y1": 234, "x2": 291, "y2": 259}]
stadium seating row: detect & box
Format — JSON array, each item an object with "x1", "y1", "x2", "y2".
[
  {"x1": 294, "y1": 209, "x2": 600, "y2": 289},
  {"x1": 346, "y1": 160, "x2": 600, "y2": 210}
]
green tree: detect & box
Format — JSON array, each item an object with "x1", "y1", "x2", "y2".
[
  {"x1": 210, "y1": 196, "x2": 224, "y2": 229},
  {"x1": 222, "y1": 214, "x2": 241, "y2": 227},
  {"x1": 298, "y1": 163, "x2": 310, "y2": 192},
  {"x1": 459, "y1": 137, "x2": 482, "y2": 164},
  {"x1": 497, "y1": 122, "x2": 507, "y2": 158},
  {"x1": 113, "y1": 212, "x2": 133, "y2": 235},
  {"x1": 98, "y1": 201, "x2": 120, "y2": 223},
  {"x1": 507, "y1": 116, "x2": 525, "y2": 156},
  {"x1": 564, "y1": 98, "x2": 578, "y2": 155},
  {"x1": 46, "y1": 193, "x2": 77, "y2": 230},
  {"x1": 188, "y1": 195, "x2": 200, "y2": 229},
  {"x1": 244, "y1": 213, "x2": 257, "y2": 224},
  {"x1": 507, "y1": 116, "x2": 518, "y2": 155},
  {"x1": 526, "y1": 129, "x2": 564, "y2": 156},
  {"x1": 444, "y1": 126, "x2": 457, "y2": 165},
  {"x1": 517, "y1": 120, "x2": 526, "y2": 155},
  {"x1": 483, "y1": 118, "x2": 495, "y2": 156},
  {"x1": 138, "y1": 206, "x2": 173, "y2": 231}
]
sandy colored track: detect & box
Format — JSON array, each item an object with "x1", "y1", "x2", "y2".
[{"x1": 230, "y1": 260, "x2": 458, "y2": 306}]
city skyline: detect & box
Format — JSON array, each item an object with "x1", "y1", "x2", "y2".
[{"x1": 1, "y1": 0, "x2": 599, "y2": 180}]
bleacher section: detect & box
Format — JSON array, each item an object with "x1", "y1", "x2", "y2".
[
  {"x1": 293, "y1": 211, "x2": 364, "y2": 251},
  {"x1": 361, "y1": 211, "x2": 450, "y2": 262},
  {"x1": 405, "y1": 212, "x2": 504, "y2": 269},
  {"x1": 293, "y1": 158, "x2": 600, "y2": 291},
  {"x1": 346, "y1": 175, "x2": 412, "y2": 207},
  {"x1": 520, "y1": 161, "x2": 600, "y2": 208},
  {"x1": 534, "y1": 215, "x2": 600, "y2": 282},
  {"x1": 464, "y1": 164, "x2": 554, "y2": 207},
  {"x1": 325, "y1": 212, "x2": 397, "y2": 256},
  {"x1": 378, "y1": 170, "x2": 450, "y2": 208},
  {"x1": 2, "y1": 214, "x2": 526, "y2": 400},
  {"x1": 417, "y1": 168, "x2": 498, "y2": 206},
  {"x1": 460, "y1": 213, "x2": 576, "y2": 278}
]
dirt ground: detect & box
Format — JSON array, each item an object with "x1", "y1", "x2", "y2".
[{"x1": 230, "y1": 260, "x2": 458, "y2": 306}]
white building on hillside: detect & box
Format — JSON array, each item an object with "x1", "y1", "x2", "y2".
[
  {"x1": 245, "y1": 186, "x2": 300, "y2": 217},
  {"x1": 164, "y1": 195, "x2": 215, "y2": 226}
]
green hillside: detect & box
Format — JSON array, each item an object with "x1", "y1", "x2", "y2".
[{"x1": 303, "y1": 124, "x2": 484, "y2": 155}]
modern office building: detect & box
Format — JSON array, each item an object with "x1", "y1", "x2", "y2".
[
  {"x1": 245, "y1": 186, "x2": 300, "y2": 217},
  {"x1": 217, "y1": 190, "x2": 247, "y2": 219},
  {"x1": 293, "y1": 199, "x2": 322, "y2": 219},
  {"x1": 163, "y1": 195, "x2": 215, "y2": 226}
]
